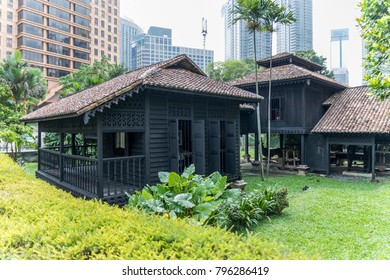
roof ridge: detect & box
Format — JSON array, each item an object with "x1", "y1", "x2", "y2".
[{"x1": 140, "y1": 66, "x2": 162, "y2": 79}]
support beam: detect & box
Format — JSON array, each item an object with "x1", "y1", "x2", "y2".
[
  {"x1": 372, "y1": 140, "x2": 376, "y2": 181},
  {"x1": 71, "y1": 133, "x2": 76, "y2": 155},
  {"x1": 300, "y1": 134, "x2": 305, "y2": 165},
  {"x1": 97, "y1": 115, "x2": 104, "y2": 198},
  {"x1": 59, "y1": 132, "x2": 64, "y2": 182},
  {"x1": 254, "y1": 133, "x2": 259, "y2": 161},
  {"x1": 281, "y1": 134, "x2": 286, "y2": 169},
  {"x1": 245, "y1": 133, "x2": 249, "y2": 156},
  {"x1": 326, "y1": 137, "x2": 330, "y2": 175},
  {"x1": 37, "y1": 125, "x2": 41, "y2": 172}
]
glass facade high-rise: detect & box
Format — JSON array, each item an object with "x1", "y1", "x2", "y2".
[
  {"x1": 222, "y1": 0, "x2": 271, "y2": 60},
  {"x1": 276, "y1": 0, "x2": 313, "y2": 53},
  {"x1": 331, "y1": 28, "x2": 349, "y2": 86},
  {"x1": 120, "y1": 17, "x2": 142, "y2": 70},
  {"x1": 0, "y1": 0, "x2": 120, "y2": 95},
  {"x1": 131, "y1": 26, "x2": 213, "y2": 71}
]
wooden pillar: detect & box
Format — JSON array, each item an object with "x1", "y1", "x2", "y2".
[
  {"x1": 144, "y1": 92, "x2": 150, "y2": 184},
  {"x1": 300, "y1": 134, "x2": 305, "y2": 165},
  {"x1": 37, "y1": 125, "x2": 41, "y2": 172},
  {"x1": 97, "y1": 115, "x2": 104, "y2": 198},
  {"x1": 326, "y1": 137, "x2": 330, "y2": 175},
  {"x1": 254, "y1": 132, "x2": 259, "y2": 161},
  {"x1": 59, "y1": 132, "x2": 64, "y2": 181},
  {"x1": 245, "y1": 133, "x2": 249, "y2": 156},
  {"x1": 372, "y1": 140, "x2": 376, "y2": 180},
  {"x1": 281, "y1": 134, "x2": 285, "y2": 169},
  {"x1": 71, "y1": 133, "x2": 76, "y2": 155}
]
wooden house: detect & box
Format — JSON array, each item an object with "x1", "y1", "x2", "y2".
[
  {"x1": 21, "y1": 55, "x2": 262, "y2": 204},
  {"x1": 228, "y1": 52, "x2": 346, "y2": 171},
  {"x1": 312, "y1": 86, "x2": 390, "y2": 179}
]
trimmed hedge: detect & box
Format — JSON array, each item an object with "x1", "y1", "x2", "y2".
[{"x1": 0, "y1": 155, "x2": 302, "y2": 260}]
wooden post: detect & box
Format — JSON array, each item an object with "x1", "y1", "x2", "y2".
[
  {"x1": 281, "y1": 134, "x2": 286, "y2": 169},
  {"x1": 71, "y1": 133, "x2": 76, "y2": 155},
  {"x1": 59, "y1": 132, "x2": 64, "y2": 181},
  {"x1": 144, "y1": 92, "x2": 150, "y2": 185},
  {"x1": 326, "y1": 136, "x2": 330, "y2": 175},
  {"x1": 300, "y1": 134, "x2": 305, "y2": 165},
  {"x1": 245, "y1": 133, "x2": 249, "y2": 156},
  {"x1": 37, "y1": 125, "x2": 41, "y2": 172},
  {"x1": 97, "y1": 115, "x2": 104, "y2": 198},
  {"x1": 372, "y1": 139, "x2": 376, "y2": 180},
  {"x1": 254, "y1": 133, "x2": 259, "y2": 161}
]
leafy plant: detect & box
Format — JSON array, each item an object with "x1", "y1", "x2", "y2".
[{"x1": 126, "y1": 165, "x2": 289, "y2": 232}]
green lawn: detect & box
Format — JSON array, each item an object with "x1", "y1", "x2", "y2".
[
  {"x1": 244, "y1": 174, "x2": 390, "y2": 259},
  {"x1": 23, "y1": 162, "x2": 37, "y2": 178}
]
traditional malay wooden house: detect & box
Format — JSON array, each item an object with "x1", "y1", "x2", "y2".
[
  {"x1": 228, "y1": 52, "x2": 346, "y2": 170},
  {"x1": 21, "y1": 55, "x2": 262, "y2": 204},
  {"x1": 312, "y1": 86, "x2": 390, "y2": 179}
]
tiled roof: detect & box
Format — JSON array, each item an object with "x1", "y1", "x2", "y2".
[
  {"x1": 21, "y1": 55, "x2": 262, "y2": 122},
  {"x1": 227, "y1": 63, "x2": 346, "y2": 90},
  {"x1": 312, "y1": 86, "x2": 390, "y2": 134},
  {"x1": 257, "y1": 52, "x2": 324, "y2": 72}
]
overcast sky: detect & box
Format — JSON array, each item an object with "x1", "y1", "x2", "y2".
[{"x1": 121, "y1": 0, "x2": 363, "y2": 86}]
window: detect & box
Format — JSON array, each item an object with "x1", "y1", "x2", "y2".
[
  {"x1": 47, "y1": 68, "x2": 70, "y2": 77},
  {"x1": 94, "y1": 38, "x2": 98, "y2": 45},
  {"x1": 18, "y1": 23, "x2": 43, "y2": 36},
  {"x1": 73, "y1": 38, "x2": 90, "y2": 49},
  {"x1": 48, "y1": 6, "x2": 70, "y2": 20},
  {"x1": 6, "y1": 38, "x2": 12, "y2": 47},
  {"x1": 101, "y1": 20, "x2": 105, "y2": 28},
  {"x1": 101, "y1": 50, "x2": 104, "y2": 56},
  {"x1": 75, "y1": 4, "x2": 89, "y2": 15},
  {"x1": 94, "y1": 7, "x2": 98, "y2": 15},
  {"x1": 47, "y1": 31, "x2": 70, "y2": 44},
  {"x1": 18, "y1": 10, "x2": 43, "y2": 24},
  {"x1": 47, "y1": 43, "x2": 70, "y2": 55},
  {"x1": 271, "y1": 98, "x2": 282, "y2": 121},
  {"x1": 48, "y1": 0, "x2": 70, "y2": 9},
  {"x1": 6, "y1": 24, "x2": 12, "y2": 34},
  {"x1": 108, "y1": 35, "x2": 111, "y2": 42},
  {"x1": 7, "y1": 11, "x2": 12, "y2": 21},
  {"x1": 7, "y1": 0, "x2": 13, "y2": 8},
  {"x1": 47, "y1": 55, "x2": 70, "y2": 67},
  {"x1": 74, "y1": 26, "x2": 90, "y2": 38},
  {"x1": 94, "y1": 28, "x2": 98, "y2": 35},
  {"x1": 48, "y1": 18, "x2": 70, "y2": 32},
  {"x1": 74, "y1": 15, "x2": 90, "y2": 27},
  {"x1": 94, "y1": 48, "x2": 98, "y2": 55},
  {"x1": 101, "y1": 40, "x2": 104, "y2": 48},
  {"x1": 73, "y1": 49, "x2": 89, "y2": 60},
  {"x1": 21, "y1": 50, "x2": 42, "y2": 62},
  {"x1": 17, "y1": 36, "x2": 42, "y2": 49},
  {"x1": 101, "y1": 30, "x2": 104, "y2": 37}
]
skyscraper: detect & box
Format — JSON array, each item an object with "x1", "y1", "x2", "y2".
[
  {"x1": 1, "y1": 0, "x2": 120, "y2": 94},
  {"x1": 222, "y1": 0, "x2": 271, "y2": 61},
  {"x1": 276, "y1": 0, "x2": 313, "y2": 53},
  {"x1": 120, "y1": 17, "x2": 142, "y2": 70},
  {"x1": 331, "y1": 28, "x2": 349, "y2": 86},
  {"x1": 131, "y1": 26, "x2": 213, "y2": 71}
]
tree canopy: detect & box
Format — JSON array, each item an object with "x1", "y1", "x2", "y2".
[
  {"x1": 294, "y1": 50, "x2": 335, "y2": 79},
  {"x1": 59, "y1": 56, "x2": 126, "y2": 97},
  {"x1": 206, "y1": 58, "x2": 255, "y2": 82},
  {"x1": 0, "y1": 50, "x2": 47, "y2": 110},
  {"x1": 357, "y1": 0, "x2": 390, "y2": 100}
]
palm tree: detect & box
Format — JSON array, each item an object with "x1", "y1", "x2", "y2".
[
  {"x1": 233, "y1": 0, "x2": 272, "y2": 181},
  {"x1": 0, "y1": 50, "x2": 47, "y2": 111},
  {"x1": 262, "y1": 1, "x2": 295, "y2": 176}
]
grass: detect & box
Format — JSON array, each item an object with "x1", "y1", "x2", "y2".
[
  {"x1": 22, "y1": 162, "x2": 37, "y2": 178},
  {"x1": 244, "y1": 174, "x2": 390, "y2": 259}
]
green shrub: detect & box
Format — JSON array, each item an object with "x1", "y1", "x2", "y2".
[
  {"x1": 126, "y1": 165, "x2": 289, "y2": 232},
  {"x1": 0, "y1": 154, "x2": 301, "y2": 260}
]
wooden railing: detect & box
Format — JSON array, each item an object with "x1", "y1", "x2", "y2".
[
  {"x1": 103, "y1": 156, "x2": 145, "y2": 197},
  {"x1": 39, "y1": 149, "x2": 60, "y2": 179},
  {"x1": 62, "y1": 154, "x2": 98, "y2": 195}
]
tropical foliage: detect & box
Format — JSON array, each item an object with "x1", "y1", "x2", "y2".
[
  {"x1": 126, "y1": 165, "x2": 289, "y2": 231},
  {"x1": 59, "y1": 56, "x2": 126, "y2": 97},
  {"x1": 0, "y1": 155, "x2": 300, "y2": 260},
  {"x1": 295, "y1": 50, "x2": 335, "y2": 79},
  {"x1": 357, "y1": 0, "x2": 390, "y2": 100},
  {"x1": 206, "y1": 58, "x2": 256, "y2": 82},
  {"x1": 0, "y1": 51, "x2": 45, "y2": 156}
]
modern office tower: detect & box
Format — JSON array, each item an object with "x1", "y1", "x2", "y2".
[
  {"x1": 276, "y1": 0, "x2": 313, "y2": 53},
  {"x1": 1, "y1": 0, "x2": 120, "y2": 94},
  {"x1": 222, "y1": 0, "x2": 271, "y2": 60},
  {"x1": 131, "y1": 26, "x2": 214, "y2": 71},
  {"x1": 120, "y1": 17, "x2": 142, "y2": 70},
  {"x1": 331, "y1": 28, "x2": 349, "y2": 86}
]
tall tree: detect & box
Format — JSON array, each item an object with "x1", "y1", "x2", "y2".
[
  {"x1": 233, "y1": 0, "x2": 272, "y2": 180},
  {"x1": 206, "y1": 59, "x2": 255, "y2": 82},
  {"x1": 0, "y1": 50, "x2": 47, "y2": 111},
  {"x1": 294, "y1": 50, "x2": 334, "y2": 79},
  {"x1": 59, "y1": 56, "x2": 126, "y2": 97},
  {"x1": 262, "y1": 0, "x2": 295, "y2": 176},
  {"x1": 357, "y1": 0, "x2": 390, "y2": 100}
]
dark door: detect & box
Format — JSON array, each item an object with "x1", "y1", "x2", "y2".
[
  {"x1": 169, "y1": 119, "x2": 179, "y2": 173},
  {"x1": 226, "y1": 121, "x2": 236, "y2": 176},
  {"x1": 193, "y1": 120, "x2": 205, "y2": 175},
  {"x1": 208, "y1": 120, "x2": 221, "y2": 173}
]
